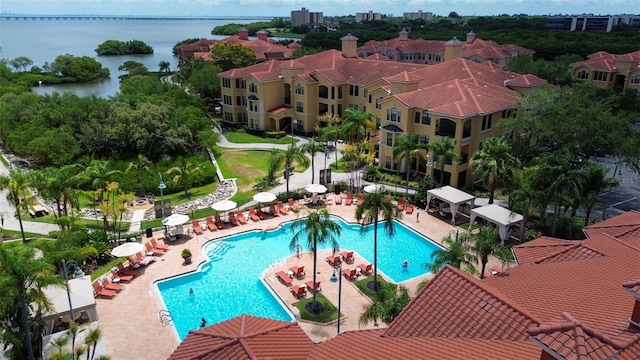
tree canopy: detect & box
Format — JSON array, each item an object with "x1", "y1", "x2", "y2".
[{"x1": 95, "y1": 39, "x2": 154, "y2": 55}]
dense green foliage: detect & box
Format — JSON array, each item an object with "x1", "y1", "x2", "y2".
[
  {"x1": 211, "y1": 19, "x2": 290, "y2": 36},
  {"x1": 95, "y1": 39, "x2": 154, "y2": 55},
  {"x1": 208, "y1": 42, "x2": 257, "y2": 71}
]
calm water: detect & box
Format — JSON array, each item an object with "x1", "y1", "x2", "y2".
[
  {"x1": 156, "y1": 217, "x2": 441, "y2": 339},
  {"x1": 0, "y1": 19, "x2": 253, "y2": 97}
]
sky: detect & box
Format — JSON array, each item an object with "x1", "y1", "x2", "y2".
[{"x1": 0, "y1": 0, "x2": 637, "y2": 18}]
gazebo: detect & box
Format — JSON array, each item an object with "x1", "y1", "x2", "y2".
[
  {"x1": 469, "y1": 204, "x2": 524, "y2": 245},
  {"x1": 426, "y1": 186, "x2": 475, "y2": 225},
  {"x1": 42, "y1": 275, "x2": 98, "y2": 335}
]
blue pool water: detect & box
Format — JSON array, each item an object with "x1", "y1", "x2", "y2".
[{"x1": 156, "y1": 216, "x2": 441, "y2": 339}]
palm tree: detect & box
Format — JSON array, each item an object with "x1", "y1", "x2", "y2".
[
  {"x1": 317, "y1": 113, "x2": 344, "y2": 164},
  {"x1": 430, "y1": 137, "x2": 458, "y2": 185},
  {"x1": 83, "y1": 160, "x2": 121, "y2": 203},
  {"x1": 467, "y1": 226, "x2": 510, "y2": 279},
  {"x1": 0, "y1": 246, "x2": 65, "y2": 360},
  {"x1": 289, "y1": 209, "x2": 341, "y2": 313},
  {"x1": 165, "y1": 158, "x2": 205, "y2": 197},
  {"x1": 301, "y1": 139, "x2": 327, "y2": 184},
  {"x1": 580, "y1": 161, "x2": 614, "y2": 226},
  {"x1": 125, "y1": 154, "x2": 152, "y2": 196},
  {"x1": 358, "y1": 283, "x2": 410, "y2": 326},
  {"x1": 341, "y1": 108, "x2": 375, "y2": 143},
  {"x1": 158, "y1": 60, "x2": 171, "y2": 74},
  {"x1": 469, "y1": 137, "x2": 520, "y2": 204},
  {"x1": 0, "y1": 168, "x2": 31, "y2": 243},
  {"x1": 428, "y1": 234, "x2": 476, "y2": 274},
  {"x1": 393, "y1": 133, "x2": 428, "y2": 196},
  {"x1": 268, "y1": 143, "x2": 309, "y2": 195},
  {"x1": 84, "y1": 327, "x2": 102, "y2": 360},
  {"x1": 355, "y1": 189, "x2": 401, "y2": 291}
]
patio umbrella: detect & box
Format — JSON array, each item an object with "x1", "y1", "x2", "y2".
[
  {"x1": 363, "y1": 184, "x2": 386, "y2": 194},
  {"x1": 162, "y1": 213, "x2": 190, "y2": 227},
  {"x1": 211, "y1": 200, "x2": 237, "y2": 212},
  {"x1": 111, "y1": 242, "x2": 145, "y2": 257},
  {"x1": 253, "y1": 192, "x2": 276, "y2": 204},
  {"x1": 305, "y1": 184, "x2": 328, "y2": 204}
]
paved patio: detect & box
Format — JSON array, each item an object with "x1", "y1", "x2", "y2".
[{"x1": 95, "y1": 198, "x2": 507, "y2": 359}]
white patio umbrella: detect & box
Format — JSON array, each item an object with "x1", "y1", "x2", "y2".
[
  {"x1": 305, "y1": 184, "x2": 328, "y2": 204},
  {"x1": 111, "y1": 242, "x2": 145, "y2": 257},
  {"x1": 211, "y1": 200, "x2": 237, "y2": 212},
  {"x1": 364, "y1": 184, "x2": 386, "y2": 194},
  {"x1": 162, "y1": 213, "x2": 190, "y2": 227},
  {"x1": 253, "y1": 192, "x2": 276, "y2": 204}
]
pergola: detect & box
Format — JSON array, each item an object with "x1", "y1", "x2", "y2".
[
  {"x1": 469, "y1": 204, "x2": 524, "y2": 245},
  {"x1": 42, "y1": 275, "x2": 98, "y2": 335},
  {"x1": 426, "y1": 186, "x2": 475, "y2": 225}
]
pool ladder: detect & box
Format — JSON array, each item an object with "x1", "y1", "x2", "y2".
[{"x1": 158, "y1": 310, "x2": 173, "y2": 327}]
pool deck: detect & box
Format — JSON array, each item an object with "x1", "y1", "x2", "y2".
[{"x1": 95, "y1": 200, "x2": 507, "y2": 359}]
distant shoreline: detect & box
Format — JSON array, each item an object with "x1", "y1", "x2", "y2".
[{"x1": 0, "y1": 14, "x2": 279, "y2": 21}]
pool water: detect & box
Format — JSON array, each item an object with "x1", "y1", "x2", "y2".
[{"x1": 156, "y1": 216, "x2": 441, "y2": 339}]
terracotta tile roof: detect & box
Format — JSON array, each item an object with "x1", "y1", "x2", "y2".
[
  {"x1": 384, "y1": 265, "x2": 540, "y2": 340},
  {"x1": 268, "y1": 105, "x2": 291, "y2": 114},
  {"x1": 308, "y1": 329, "x2": 541, "y2": 360},
  {"x1": 385, "y1": 71, "x2": 422, "y2": 83},
  {"x1": 511, "y1": 237, "x2": 578, "y2": 265},
  {"x1": 622, "y1": 278, "x2": 640, "y2": 299},
  {"x1": 220, "y1": 35, "x2": 294, "y2": 61},
  {"x1": 365, "y1": 53, "x2": 388, "y2": 60},
  {"x1": 571, "y1": 57, "x2": 617, "y2": 72},
  {"x1": 168, "y1": 314, "x2": 314, "y2": 360},
  {"x1": 507, "y1": 74, "x2": 547, "y2": 88},
  {"x1": 584, "y1": 210, "x2": 640, "y2": 247}
]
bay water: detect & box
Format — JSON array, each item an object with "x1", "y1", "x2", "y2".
[{"x1": 0, "y1": 18, "x2": 257, "y2": 97}]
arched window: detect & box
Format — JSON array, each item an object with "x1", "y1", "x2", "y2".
[
  {"x1": 386, "y1": 107, "x2": 401, "y2": 122},
  {"x1": 295, "y1": 83, "x2": 304, "y2": 95},
  {"x1": 249, "y1": 82, "x2": 258, "y2": 93}
]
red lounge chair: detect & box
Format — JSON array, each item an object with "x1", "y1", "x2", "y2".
[
  {"x1": 290, "y1": 285, "x2": 307, "y2": 299},
  {"x1": 236, "y1": 210, "x2": 247, "y2": 224},
  {"x1": 343, "y1": 268, "x2": 358, "y2": 281},
  {"x1": 192, "y1": 219, "x2": 204, "y2": 235},
  {"x1": 397, "y1": 197, "x2": 406, "y2": 211},
  {"x1": 335, "y1": 195, "x2": 342, "y2": 205},
  {"x1": 357, "y1": 263, "x2": 373, "y2": 276},
  {"x1": 326, "y1": 255, "x2": 341, "y2": 267},
  {"x1": 116, "y1": 263, "x2": 138, "y2": 277},
  {"x1": 100, "y1": 277, "x2": 124, "y2": 292},
  {"x1": 277, "y1": 201, "x2": 288, "y2": 215},
  {"x1": 249, "y1": 207, "x2": 260, "y2": 222},
  {"x1": 145, "y1": 242, "x2": 165, "y2": 256},
  {"x1": 269, "y1": 203, "x2": 279, "y2": 217},
  {"x1": 405, "y1": 204, "x2": 414, "y2": 215},
  {"x1": 288, "y1": 198, "x2": 298, "y2": 212},
  {"x1": 133, "y1": 252, "x2": 156, "y2": 266},
  {"x1": 229, "y1": 212, "x2": 239, "y2": 226},
  {"x1": 150, "y1": 237, "x2": 169, "y2": 251},
  {"x1": 305, "y1": 281, "x2": 321, "y2": 293},
  {"x1": 110, "y1": 270, "x2": 134, "y2": 283},
  {"x1": 356, "y1": 193, "x2": 364, "y2": 206},
  {"x1": 214, "y1": 214, "x2": 225, "y2": 229},
  {"x1": 256, "y1": 207, "x2": 266, "y2": 220},
  {"x1": 290, "y1": 265, "x2": 305, "y2": 279},
  {"x1": 206, "y1": 216, "x2": 217, "y2": 231},
  {"x1": 276, "y1": 271, "x2": 293, "y2": 286},
  {"x1": 92, "y1": 281, "x2": 117, "y2": 298},
  {"x1": 341, "y1": 251, "x2": 354, "y2": 264},
  {"x1": 345, "y1": 192, "x2": 353, "y2": 205}
]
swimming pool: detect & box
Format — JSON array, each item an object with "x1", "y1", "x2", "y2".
[{"x1": 156, "y1": 216, "x2": 442, "y2": 340}]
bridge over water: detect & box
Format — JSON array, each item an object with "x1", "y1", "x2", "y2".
[{"x1": 0, "y1": 15, "x2": 280, "y2": 21}]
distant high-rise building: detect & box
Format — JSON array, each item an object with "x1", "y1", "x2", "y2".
[
  {"x1": 403, "y1": 10, "x2": 433, "y2": 21},
  {"x1": 545, "y1": 14, "x2": 640, "y2": 32},
  {"x1": 290, "y1": 7, "x2": 324, "y2": 28},
  {"x1": 355, "y1": 10, "x2": 382, "y2": 23}
]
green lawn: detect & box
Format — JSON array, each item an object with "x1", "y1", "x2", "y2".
[
  {"x1": 355, "y1": 275, "x2": 394, "y2": 300},
  {"x1": 223, "y1": 132, "x2": 299, "y2": 145},
  {"x1": 292, "y1": 293, "x2": 341, "y2": 323}
]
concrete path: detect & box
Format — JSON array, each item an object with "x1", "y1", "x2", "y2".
[{"x1": 127, "y1": 209, "x2": 147, "y2": 233}]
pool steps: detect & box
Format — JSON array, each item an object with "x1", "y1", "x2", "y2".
[{"x1": 206, "y1": 241, "x2": 234, "y2": 262}]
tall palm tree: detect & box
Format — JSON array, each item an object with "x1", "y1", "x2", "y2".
[
  {"x1": 0, "y1": 168, "x2": 31, "y2": 243},
  {"x1": 428, "y1": 234, "x2": 476, "y2": 274},
  {"x1": 393, "y1": 133, "x2": 428, "y2": 196},
  {"x1": 83, "y1": 160, "x2": 121, "y2": 203},
  {"x1": 301, "y1": 139, "x2": 327, "y2": 184},
  {"x1": 0, "y1": 246, "x2": 65, "y2": 360},
  {"x1": 289, "y1": 209, "x2": 341, "y2": 313},
  {"x1": 317, "y1": 113, "x2": 344, "y2": 164},
  {"x1": 467, "y1": 226, "x2": 510, "y2": 279},
  {"x1": 341, "y1": 108, "x2": 375, "y2": 143},
  {"x1": 158, "y1": 60, "x2": 171, "y2": 74},
  {"x1": 355, "y1": 189, "x2": 401, "y2": 291},
  {"x1": 125, "y1": 154, "x2": 152, "y2": 196},
  {"x1": 358, "y1": 283, "x2": 410, "y2": 326},
  {"x1": 84, "y1": 326, "x2": 102, "y2": 360},
  {"x1": 469, "y1": 137, "x2": 520, "y2": 204},
  {"x1": 31, "y1": 165, "x2": 81, "y2": 219},
  {"x1": 580, "y1": 161, "x2": 614, "y2": 226},
  {"x1": 268, "y1": 143, "x2": 309, "y2": 195},
  {"x1": 430, "y1": 137, "x2": 458, "y2": 185},
  {"x1": 165, "y1": 158, "x2": 205, "y2": 197}
]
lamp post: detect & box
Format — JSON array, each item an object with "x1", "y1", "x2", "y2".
[
  {"x1": 337, "y1": 262, "x2": 343, "y2": 335},
  {"x1": 158, "y1": 172, "x2": 167, "y2": 219},
  {"x1": 61, "y1": 259, "x2": 85, "y2": 323},
  {"x1": 324, "y1": 148, "x2": 330, "y2": 185}
]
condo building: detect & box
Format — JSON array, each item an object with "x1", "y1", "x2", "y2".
[
  {"x1": 290, "y1": 7, "x2": 324, "y2": 28},
  {"x1": 570, "y1": 50, "x2": 640, "y2": 92}
]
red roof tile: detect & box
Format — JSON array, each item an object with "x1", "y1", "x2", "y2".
[{"x1": 168, "y1": 314, "x2": 314, "y2": 360}]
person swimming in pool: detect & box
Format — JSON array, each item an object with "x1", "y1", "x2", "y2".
[
  {"x1": 200, "y1": 318, "x2": 207, "y2": 328},
  {"x1": 402, "y1": 260, "x2": 409, "y2": 271},
  {"x1": 189, "y1": 288, "x2": 194, "y2": 295}
]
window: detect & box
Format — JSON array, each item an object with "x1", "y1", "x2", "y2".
[
  {"x1": 235, "y1": 79, "x2": 245, "y2": 89},
  {"x1": 249, "y1": 82, "x2": 258, "y2": 93},
  {"x1": 434, "y1": 55, "x2": 442, "y2": 62},
  {"x1": 414, "y1": 112, "x2": 420, "y2": 124},
  {"x1": 376, "y1": 117, "x2": 381, "y2": 129},
  {"x1": 338, "y1": 87, "x2": 343, "y2": 99},
  {"x1": 349, "y1": 85, "x2": 359, "y2": 97},
  {"x1": 363, "y1": 89, "x2": 368, "y2": 99},
  {"x1": 296, "y1": 101, "x2": 304, "y2": 112},
  {"x1": 482, "y1": 114, "x2": 493, "y2": 131},
  {"x1": 249, "y1": 100, "x2": 258, "y2": 112},
  {"x1": 236, "y1": 96, "x2": 246, "y2": 107},
  {"x1": 388, "y1": 53, "x2": 395, "y2": 60},
  {"x1": 418, "y1": 53, "x2": 426, "y2": 60},
  {"x1": 501, "y1": 109, "x2": 512, "y2": 118},
  {"x1": 295, "y1": 119, "x2": 303, "y2": 131},
  {"x1": 223, "y1": 95, "x2": 232, "y2": 105},
  {"x1": 593, "y1": 71, "x2": 608, "y2": 81},
  {"x1": 237, "y1": 113, "x2": 247, "y2": 124},
  {"x1": 400, "y1": 53, "x2": 413, "y2": 60},
  {"x1": 632, "y1": 74, "x2": 640, "y2": 84},
  {"x1": 376, "y1": 96, "x2": 383, "y2": 110},
  {"x1": 578, "y1": 70, "x2": 589, "y2": 80},
  {"x1": 386, "y1": 132, "x2": 393, "y2": 146},
  {"x1": 222, "y1": 78, "x2": 231, "y2": 88},
  {"x1": 422, "y1": 110, "x2": 431, "y2": 125},
  {"x1": 348, "y1": 104, "x2": 359, "y2": 110},
  {"x1": 295, "y1": 83, "x2": 304, "y2": 95},
  {"x1": 224, "y1": 112, "x2": 233, "y2": 122},
  {"x1": 428, "y1": 54, "x2": 432, "y2": 60},
  {"x1": 420, "y1": 135, "x2": 429, "y2": 144},
  {"x1": 386, "y1": 107, "x2": 401, "y2": 122},
  {"x1": 385, "y1": 156, "x2": 392, "y2": 169}
]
